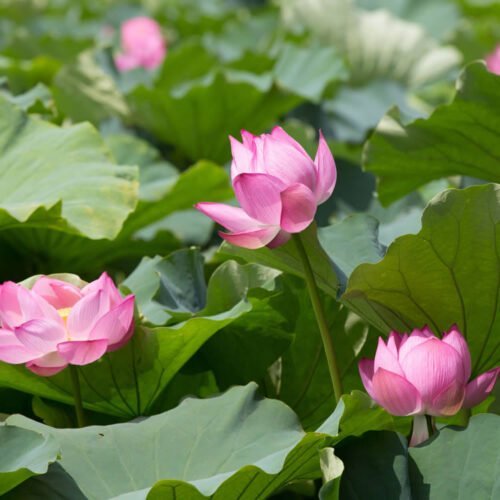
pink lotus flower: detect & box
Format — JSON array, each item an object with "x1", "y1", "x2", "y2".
[
  {"x1": 115, "y1": 16, "x2": 166, "y2": 72},
  {"x1": 359, "y1": 326, "x2": 499, "y2": 445},
  {"x1": 195, "y1": 127, "x2": 337, "y2": 249},
  {"x1": 0, "y1": 273, "x2": 135, "y2": 376},
  {"x1": 485, "y1": 45, "x2": 500, "y2": 75}
]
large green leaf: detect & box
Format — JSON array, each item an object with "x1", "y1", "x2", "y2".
[
  {"x1": 364, "y1": 63, "x2": 500, "y2": 204},
  {"x1": 409, "y1": 414, "x2": 500, "y2": 499},
  {"x1": 127, "y1": 69, "x2": 301, "y2": 163},
  {"x1": 5, "y1": 383, "x2": 396, "y2": 500},
  {"x1": 0, "y1": 426, "x2": 59, "y2": 495},
  {"x1": 0, "y1": 96, "x2": 138, "y2": 239},
  {"x1": 343, "y1": 184, "x2": 500, "y2": 375}
]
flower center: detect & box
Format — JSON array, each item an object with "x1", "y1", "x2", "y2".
[{"x1": 57, "y1": 307, "x2": 72, "y2": 324}]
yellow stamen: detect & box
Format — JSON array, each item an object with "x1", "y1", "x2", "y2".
[{"x1": 57, "y1": 307, "x2": 72, "y2": 323}]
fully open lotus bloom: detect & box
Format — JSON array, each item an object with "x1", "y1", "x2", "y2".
[
  {"x1": 195, "y1": 127, "x2": 336, "y2": 249},
  {"x1": 0, "y1": 273, "x2": 135, "y2": 376},
  {"x1": 485, "y1": 45, "x2": 500, "y2": 75},
  {"x1": 359, "y1": 327, "x2": 499, "y2": 445},
  {"x1": 115, "y1": 16, "x2": 166, "y2": 72}
]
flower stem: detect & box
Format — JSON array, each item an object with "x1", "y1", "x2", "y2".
[
  {"x1": 292, "y1": 233, "x2": 343, "y2": 402},
  {"x1": 425, "y1": 414, "x2": 435, "y2": 436},
  {"x1": 410, "y1": 415, "x2": 428, "y2": 446},
  {"x1": 69, "y1": 365, "x2": 86, "y2": 428},
  {"x1": 410, "y1": 414, "x2": 436, "y2": 446}
]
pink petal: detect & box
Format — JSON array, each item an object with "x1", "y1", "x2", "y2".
[
  {"x1": 240, "y1": 129, "x2": 256, "y2": 148},
  {"x1": 195, "y1": 202, "x2": 261, "y2": 233},
  {"x1": 88, "y1": 295, "x2": 135, "y2": 349},
  {"x1": 267, "y1": 230, "x2": 291, "y2": 249},
  {"x1": 233, "y1": 173, "x2": 284, "y2": 225},
  {"x1": 118, "y1": 16, "x2": 166, "y2": 71},
  {"x1": 230, "y1": 136, "x2": 254, "y2": 180},
  {"x1": 0, "y1": 283, "x2": 59, "y2": 328},
  {"x1": 115, "y1": 52, "x2": 141, "y2": 72},
  {"x1": 486, "y1": 46, "x2": 500, "y2": 75},
  {"x1": 220, "y1": 226, "x2": 280, "y2": 250},
  {"x1": 0, "y1": 328, "x2": 38, "y2": 363},
  {"x1": 26, "y1": 290, "x2": 62, "y2": 324},
  {"x1": 358, "y1": 358, "x2": 376, "y2": 400},
  {"x1": 386, "y1": 331, "x2": 405, "y2": 356},
  {"x1": 270, "y1": 126, "x2": 310, "y2": 158},
  {"x1": 463, "y1": 368, "x2": 500, "y2": 409},
  {"x1": 427, "y1": 378, "x2": 465, "y2": 416},
  {"x1": 26, "y1": 351, "x2": 68, "y2": 376},
  {"x1": 57, "y1": 339, "x2": 108, "y2": 366},
  {"x1": 279, "y1": 183, "x2": 317, "y2": 233},
  {"x1": 82, "y1": 273, "x2": 122, "y2": 307},
  {"x1": 262, "y1": 135, "x2": 317, "y2": 191},
  {"x1": 372, "y1": 368, "x2": 423, "y2": 416},
  {"x1": 67, "y1": 290, "x2": 108, "y2": 341},
  {"x1": 313, "y1": 131, "x2": 337, "y2": 204},
  {"x1": 374, "y1": 337, "x2": 405, "y2": 376},
  {"x1": 0, "y1": 282, "x2": 24, "y2": 328},
  {"x1": 31, "y1": 277, "x2": 82, "y2": 309},
  {"x1": 400, "y1": 338, "x2": 466, "y2": 407},
  {"x1": 16, "y1": 285, "x2": 45, "y2": 319},
  {"x1": 398, "y1": 326, "x2": 435, "y2": 361},
  {"x1": 442, "y1": 325, "x2": 471, "y2": 381},
  {"x1": 141, "y1": 46, "x2": 167, "y2": 69},
  {"x1": 121, "y1": 17, "x2": 163, "y2": 53},
  {"x1": 15, "y1": 319, "x2": 67, "y2": 354}
]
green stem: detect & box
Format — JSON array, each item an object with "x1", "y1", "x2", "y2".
[
  {"x1": 69, "y1": 365, "x2": 86, "y2": 428},
  {"x1": 293, "y1": 233, "x2": 343, "y2": 402},
  {"x1": 425, "y1": 414, "x2": 435, "y2": 436}
]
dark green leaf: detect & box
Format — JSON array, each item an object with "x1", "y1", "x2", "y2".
[
  {"x1": 3, "y1": 463, "x2": 85, "y2": 500},
  {"x1": 336, "y1": 431, "x2": 412, "y2": 500},
  {"x1": 127, "y1": 70, "x2": 301, "y2": 163}
]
